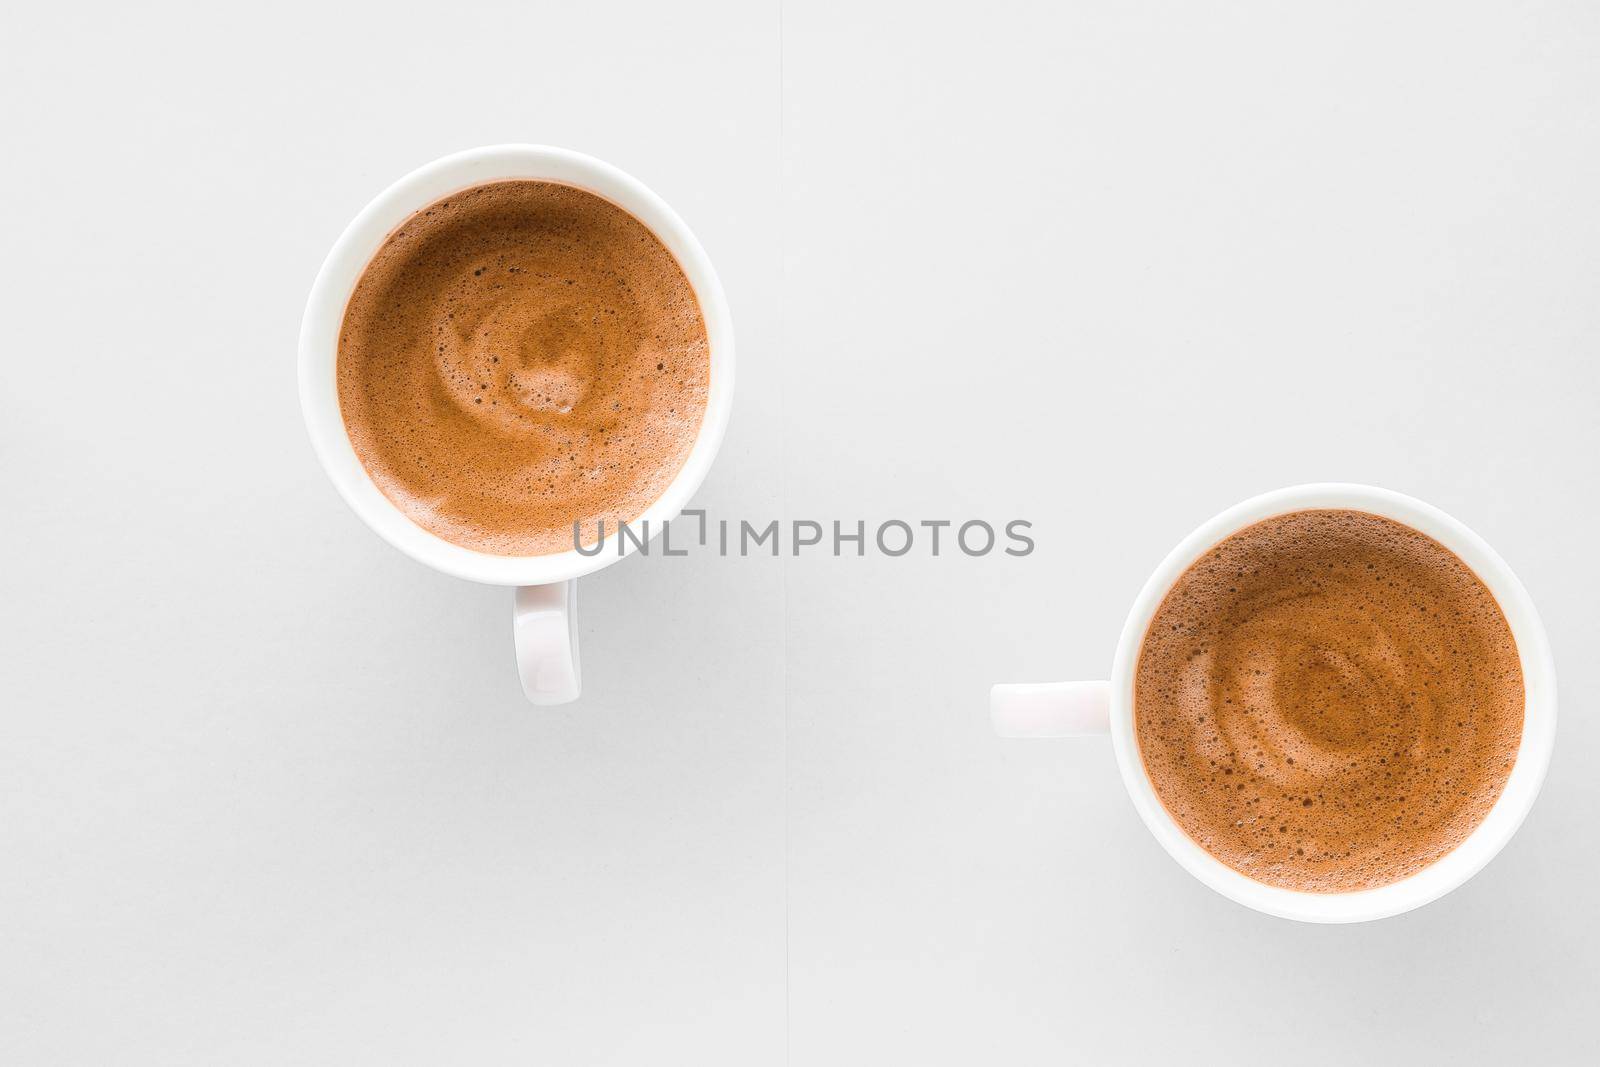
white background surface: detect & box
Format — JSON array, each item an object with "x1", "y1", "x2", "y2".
[{"x1": 3, "y1": 2, "x2": 1597, "y2": 1063}]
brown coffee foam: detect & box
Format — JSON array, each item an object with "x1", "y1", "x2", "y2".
[
  {"x1": 1134, "y1": 509, "x2": 1523, "y2": 893},
  {"x1": 337, "y1": 180, "x2": 709, "y2": 556}
]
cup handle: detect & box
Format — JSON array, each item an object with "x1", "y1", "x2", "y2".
[
  {"x1": 514, "y1": 582, "x2": 580, "y2": 705},
  {"x1": 990, "y1": 681, "x2": 1110, "y2": 737}
]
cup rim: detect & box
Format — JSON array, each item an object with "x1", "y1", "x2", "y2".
[
  {"x1": 297, "y1": 144, "x2": 735, "y2": 586},
  {"x1": 1107, "y1": 483, "x2": 1557, "y2": 923}
]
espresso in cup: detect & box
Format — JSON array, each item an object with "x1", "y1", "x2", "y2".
[
  {"x1": 1134, "y1": 509, "x2": 1523, "y2": 892},
  {"x1": 337, "y1": 180, "x2": 709, "y2": 556}
]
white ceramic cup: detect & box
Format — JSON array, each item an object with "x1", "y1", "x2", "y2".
[
  {"x1": 991, "y1": 483, "x2": 1556, "y2": 922},
  {"x1": 299, "y1": 145, "x2": 734, "y2": 705}
]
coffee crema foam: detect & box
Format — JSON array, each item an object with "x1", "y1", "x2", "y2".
[
  {"x1": 1134, "y1": 510, "x2": 1523, "y2": 893},
  {"x1": 337, "y1": 180, "x2": 709, "y2": 556}
]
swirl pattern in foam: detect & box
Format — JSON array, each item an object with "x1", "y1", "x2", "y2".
[
  {"x1": 337, "y1": 180, "x2": 708, "y2": 556},
  {"x1": 1134, "y1": 510, "x2": 1523, "y2": 893}
]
